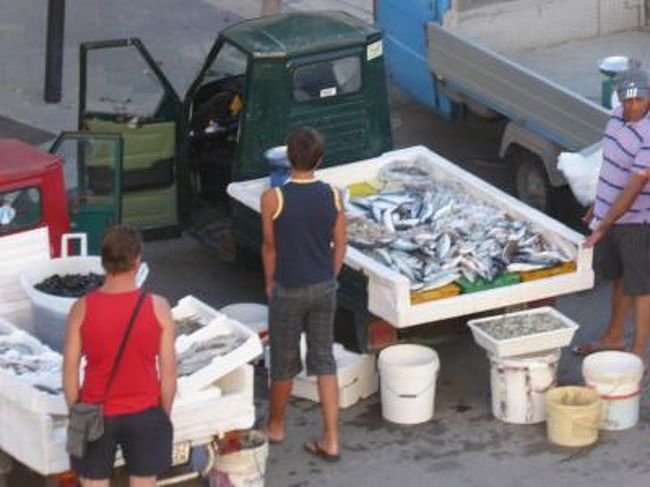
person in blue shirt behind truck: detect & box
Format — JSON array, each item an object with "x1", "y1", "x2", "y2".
[{"x1": 260, "y1": 127, "x2": 346, "y2": 462}]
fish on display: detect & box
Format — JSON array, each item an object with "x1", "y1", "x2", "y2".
[{"x1": 345, "y1": 159, "x2": 576, "y2": 292}]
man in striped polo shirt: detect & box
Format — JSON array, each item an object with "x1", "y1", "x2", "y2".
[{"x1": 579, "y1": 67, "x2": 650, "y2": 360}]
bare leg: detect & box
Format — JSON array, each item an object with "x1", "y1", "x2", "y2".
[
  {"x1": 316, "y1": 375, "x2": 339, "y2": 455},
  {"x1": 600, "y1": 279, "x2": 631, "y2": 347},
  {"x1": 264, "y1": 379, "x2": 292, "y2": 442},
  {"x1": 129, "y1": 476, "x2": 156, "y2": 487},
  {"x1": 81, "y1": 479, "x2": 109, "y2": 487},
  {"x1": 631, "y1": 295, "x2": 650, "y2": 360}
]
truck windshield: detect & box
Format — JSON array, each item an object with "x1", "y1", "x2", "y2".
[
  {"x1": 293, "y1": 56, "x2": 361, "y2": 101},
  {"x1": 204, "y1": 42, "x2": 248, "y2": 82},
  {"x1": 0, "y1": 187, "x2": 42, "y2": 236}
]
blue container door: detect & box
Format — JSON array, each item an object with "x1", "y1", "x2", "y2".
[{"x1": 376, "y1": 0, "x2": 454, "y2": 118}]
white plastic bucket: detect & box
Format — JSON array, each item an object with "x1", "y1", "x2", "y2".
[
  {"x1": 377, "y1": 344, "x2": 439, "y2": 424},
  {"x1": 490, "y1": 349, "x2": 560, "y2": 424},
  {"x1": 210, "y1": 431, "x2": 268, "y2": 487},
  {"x1": 19, "y1": 257, "x2": 148, "y2": 352},
  {"x1": 582, "y1": 351, "x2": 644, "y2": 430},
  {"x1": 220, "y1": 303, "x2": 268, "y2": 336}
]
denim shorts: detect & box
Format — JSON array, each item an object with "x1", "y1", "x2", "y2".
[{"x1": 268, "y1": 279, "x2": 338, "y2": 381}]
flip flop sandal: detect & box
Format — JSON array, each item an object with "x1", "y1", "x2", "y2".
[
  {"x1": 571, "y1": 342, "x2": 625, "y2": 357},
  {"x1": 303, "y1": 441, "x2": 340, "y2": 463}
]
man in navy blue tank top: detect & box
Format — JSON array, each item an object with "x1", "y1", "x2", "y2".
[{"x1": 260, "y1": 127, "x2": 346, "y2": 461}]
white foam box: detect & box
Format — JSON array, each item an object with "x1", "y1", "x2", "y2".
[
  {"x1": 175, "y1": 305, "x2": 263, "y2": 397},
  {"x1": 0, "y1": 317, "x2": 67, "y2": 416},
  {"x1": 467, "y1": 306, "x2": 579, "y2": 358},
  {"x1": 173, "y1": 295, "x2": 222, "y2": 341},
  {"x1": 0, "y1": 364, "x2": 255, "y2": 476},
  {"x1": 266, "y1": 342, "x2": 378, "y2": 409},
  {"x1": 228, "y1": 146, "x2": 594, "y2": 328}
]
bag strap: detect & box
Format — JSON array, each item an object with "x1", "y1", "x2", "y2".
[{"x1": 102, "y1": 290, "x2": 148, "y2": 402}]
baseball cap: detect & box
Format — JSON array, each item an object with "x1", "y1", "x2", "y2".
[{"x1": 615, "y1": 67, "x2": 649, "y2": 100}]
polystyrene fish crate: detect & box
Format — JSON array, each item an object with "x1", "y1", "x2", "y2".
[
  {"x1": 0, "y1": 365, "x2": 255, "y2": 476},
  {"x1": 172, "y1": 295, "x2": 222, "y2": 348},
  {"x1": 0, "y1": 317, "x2": 67, "y2": 415},
  {"x1": 175, "y1": 306, "x2": 263, "y2": 397},
  {"x1": 265, "y1": 339, "x2": 378, "y2": 409},
  {"x1": 227, "y1": 146, "x2": 594, "y2": 328},
  {"x1": 467, "y1": 306, "x2": 580, "y2": 358}
]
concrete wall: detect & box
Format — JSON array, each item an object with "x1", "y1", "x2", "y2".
[{"x1": 443, "y1": 0, "x2": 646, "y2": 52}]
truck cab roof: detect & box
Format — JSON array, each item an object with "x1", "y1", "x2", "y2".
[
  {"x1": 0, "y1": 139, "x2": 62, "y2": 185},
  {"x1": 222, "y1": 11, "x2": 380, "y2": 58}
]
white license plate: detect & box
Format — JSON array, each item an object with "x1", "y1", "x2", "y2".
[{"x1": 171, "y1": 441, "x2": 191, "y2": 466}]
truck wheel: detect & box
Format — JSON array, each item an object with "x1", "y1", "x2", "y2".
[{"x1": 513, "y1": 155, "x2": 552, "y2": 214}]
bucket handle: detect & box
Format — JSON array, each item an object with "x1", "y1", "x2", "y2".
[
  {"x1": 585, "y1": 381, "x2": 642, "y2": 400},
  {"x1": 571, "y1": 413, "x2": 602, "y2": 431},
  {"x1": 382, "y1": 373, "x2": 438, "y2": 399},
  {"x1": 60, "y1": 233, "x2": 88, "y2": 257}
]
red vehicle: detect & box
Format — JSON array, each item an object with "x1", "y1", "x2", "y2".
[
  {"x1": 0, "y1": 134, "x2": 123, "y2": 255},
  {"x1": 0, "y1": 139, "x2": 70, "y2": 256}
]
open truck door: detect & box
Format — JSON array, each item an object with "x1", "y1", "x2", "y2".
[
  {"x1": 49, "y1": 132, "x2": 123, "y2": 254},
  {"x1": 79, "y1": 39, "x2": 184, "y2": 236}
]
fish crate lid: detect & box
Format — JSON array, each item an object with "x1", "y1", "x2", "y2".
[{"x1": 175, "y1": 297, "x2": 263, "y2": 396}]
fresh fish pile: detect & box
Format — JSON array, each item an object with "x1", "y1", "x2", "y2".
[
  {"x1": 344, "y1": 160, "x2": 575, "y2": 291},
  {"x1": 476, "y1": 313, "x2": 566, "y2": 340},
  {"x1": 174, "y1": 314, "x2": 205, "y2": 336},
  {"x1": 177, "y1": 334, "x2": 246, "y2": 376},
  {"x1": 0, "y1": 335, "x2": 63, "y2": 395},
  {"x1": 35, "y1": 272, "x2": 105, "y2": 298}
]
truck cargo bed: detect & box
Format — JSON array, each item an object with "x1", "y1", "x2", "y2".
[{"x1": 509, "y1": 29, "x2": 650, "y2": 105}]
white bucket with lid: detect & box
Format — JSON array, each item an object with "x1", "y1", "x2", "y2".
[
  {"x1": 582, "y1": 351, "x2": 644, "y2": 430},
  {"x1": 377, "y1": 344, "x2": 439, "y2": 424},
  {"x1": 490, "y1": 349, "x2": 560, "y2": 424}
]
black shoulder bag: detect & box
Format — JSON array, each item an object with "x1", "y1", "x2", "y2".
[{"x1": 66, "y1": 291, "x2": 148, "y2": 458}]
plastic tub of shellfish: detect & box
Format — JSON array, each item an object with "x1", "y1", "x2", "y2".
[
  {"x1": 19, "y1": 257, "x2": 148, "y2": 352},
  {"x1": 467, "y1": 306, "x2": 579, "y2": 358}
]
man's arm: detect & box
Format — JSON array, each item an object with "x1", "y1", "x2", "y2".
[
  {"x1": 332, "y1": 192, "x2": 346, "y2": 277},
  {"x1": 584, "y1": 172, "x2": 647, "y2": 247},
  {"x1": 261, "y1": 189, "x2": 279, "y2": 298},
  {"x1": 62, "y1": 298, "x2": 85, "y2": 408},
  {"x1": 154, "y1": 295, "x2": 177, "y2": 416}
]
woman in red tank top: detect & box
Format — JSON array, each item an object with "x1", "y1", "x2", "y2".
[{"x1": 63, "y1": 226, "x2": 176, "y2": 486}]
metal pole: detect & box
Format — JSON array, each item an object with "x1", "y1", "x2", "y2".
[{"x1": 44, "y1": 0, "x2": 65, "y2": 103}]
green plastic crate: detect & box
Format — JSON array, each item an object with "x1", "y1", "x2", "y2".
[{"x1": 457, "y1": 272, "x2": 520, "y2": 294}]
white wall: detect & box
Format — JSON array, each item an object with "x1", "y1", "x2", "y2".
[{"x1": 443, "y1": 0, "x2": 646, "y2": 52}]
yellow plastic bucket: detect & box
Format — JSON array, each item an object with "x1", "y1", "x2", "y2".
[{"x1": 545, "y1": 386, "x2": 601, "y2": 447}]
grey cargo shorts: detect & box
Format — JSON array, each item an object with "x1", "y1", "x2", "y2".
[
  {"x1": 268, "y1": 279, "x2": 338, "y2": 381},
  {"x1": 594, "y1": 223, "x2": 650, "y2": 295}
]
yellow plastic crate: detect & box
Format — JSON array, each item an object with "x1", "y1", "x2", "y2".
[
  {"x1": 347, "y1": 181, "x2": 378, "y2": 197},
  {"x1": 519, "y1": 261, "x2": 577, "y2": 282},
  {"x1": 410, "y1": 283, "x2": 461, "y2": 304}
]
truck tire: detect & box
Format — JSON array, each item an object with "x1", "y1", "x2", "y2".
[{"x1": 511, "y1": 152, "x2": 553, "y2": 214}]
